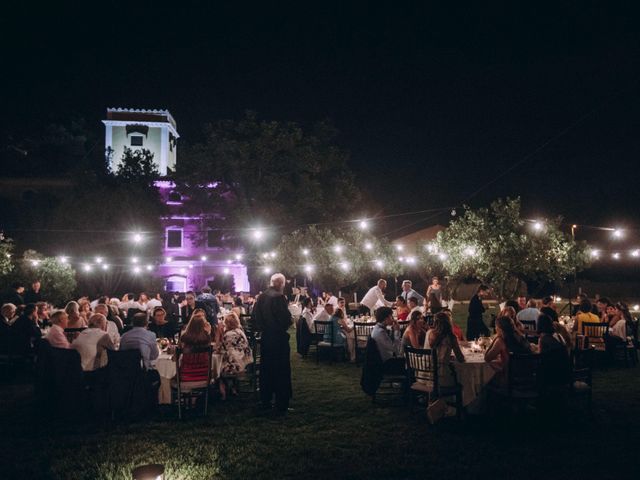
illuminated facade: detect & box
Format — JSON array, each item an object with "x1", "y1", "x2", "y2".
[{"x1": 103, "y1": 108, "x2": 250, "y2": 293}]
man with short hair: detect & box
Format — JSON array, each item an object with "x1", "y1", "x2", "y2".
[
  {"x1": 325, "y1": 291, "x2": 339, "y2": 308},
  {"x1": 516, "y1": 296, "x2": 527, "y2": 312},
  {"x1": 253, "y1": 273, "x2": 293, "y2": 414},
  {"x1": 24, "y1": 280, "x2": 42, "y2": 304},
  {"x1": 408, "y1": 296, "x2": 422, "y2": 317},
  {"x1": 46, "y1": 310, "x2": 70, "y2": 349},
  {"x1": 371, "y1": 306, "x2": 404, "y2": 373},
  {"x1": 516, "y1": 299, "x2": 540, "y2": 324},
  {"x1": 360, "y1": 279, "x2": 394, "y2": 315},
  {"x1": 94, "y1": 304, "x2": 121, "y2": 345},
  {"x1": 119, "y1": 293, "x2": 141, "y2": 318},
  {"x1": 596, "y1": 297, "x2": 611, "y2": 322},
  {"x1": 149, "y1": 306, "x2": 177, "y2": 339},
  {"x1": 401, "y1": 280, "x2": 424, "y2": 305},
  {"x1": 540, "y1": 296, "x2": 558, "y2": 323},
  {"x1": 72, "y1": 313, "x2": 115, "y2": 371},
  {"x1": 120, "y1": 313, "x2": 159, "y2": 369},
  {"x1": 314, "y1": 303, "x2": 335, "y2": 322},
  {"x1": 35, "y1": 302, "x2": 49, "y2": 327}
]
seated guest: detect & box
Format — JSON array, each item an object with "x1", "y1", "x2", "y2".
[
  {"x1": 97, "y1": 297, "x2": 124, "y2": 330},
  {"x1": 149, "y1": 306, "x2": 177, "y2": 339},
  {"x1": 78, "y1": 299, "x2": 92, "y2": 324},
  {"x1": 322, "y1": 308, "x2": 355, "y2": 361},
  {"x1": 426, "y1": 312, "x2": 465, "y2": 387},
  {"x1": 72, "y1": 313, "x2": 115, "y2": 371},
  {"x1": 537, "y1": 314, "x2": 570, "y2": 389},
  {"x1": 35, "y1": 302, "x2": 50, "y2": 327},
  {"x1": 217, "y1": 313, "x2": 253, "y2": 399},
  {"x1": 441, "y1": 308, "x2": 465, "y2": 341},
  {"x1": 313, "y1": 303, "x2": 334, "y2": 323},
  {"x1": 179, "y1": 314, "x2": 212, "y2": 352},
  {"x1": 336, "y1": 297, "x2": 348, "y2": 317},
  {"x1": 517, "y1": 296, "x2": 528, "y2": 312},
  {"x1": 402, "y1": 310, "x2": 427, "y2": 349},
  {"x1": 300, "y1": 297, "x2": 316, "y2": 332},
  {"x1": 407, "y1": 296, "x2": 422, "y2": 316},
  {"x1": 605, "y1": 303, "x2": 629, "y2": 357},
  {"x1": 395, "y1": 296, "x2": 410, "y2": 320},
  {"x1": 65, "y1": 301, "x2": 86, "y2": 329},
  {"x1": 180, "y1": 293, "x2": 206, "y2": 325},
  {"x1": 11, "y1": 303, "x2": 42, "y2": 354},
  {"x1": 45, "y1": 310, "x2": 70, "y2": 349},
  {"x1": 540, "y1": 296, "x2": 559, "y2": 323},
  {"x1": 1, "y1": 303, "x2": 17, "y2": 327},
  {"x1": 516, "y1": 299, "x2": 540, "y2": 324},
  {"x1": 595, "y1": 297, "x2": 611, "y2": 323},
  {"x1": 231, "y1": 297, "x2": 246, "y2": 317},
  {"x1": 573, "y1": 299, "x2": 600, "y2": 333},
  {"x1": 94, "y1": 304, "x2": 120, "y2": 346},
  {"x1": 119, "y1": 313, "x2": 159, "y2": 369},
  {"x1": 500, "y1": 306, "x2": 525, "y2": 335},
  {"x1": 485, "y1": 316, "x2": 533, "y2": 384},
  {"x1": 371, "y1": 306, "x2": 404, "y2": 374}
]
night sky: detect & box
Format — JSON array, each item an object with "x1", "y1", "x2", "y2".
[{"x1": 3, "y1": 3, "x2": 640, "y2": 235}]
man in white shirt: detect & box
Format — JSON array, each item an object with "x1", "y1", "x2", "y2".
[
  {"x1": 94, "y1": 304, "x2": 121, "y2": 346},
  {"x1": 119, "y1": 313, "x2": 159, "y2": 369},
  {"x1": 72, "y1": 313, "x2": 115, "y2": 371},
  {"x1": 313, "y1": 303, "x2": 334, "y2": 323},
  {"x1": 360, "y1": 279, "x2": 393, "y2": 315},
  {"x1": 119, "y1": 293, "x2": 142, "y2": 317},
  {"x1": 326, "y1": 292, "x2": 339, "y2": 308},
  {"x1": 516, "y1": 299, "x2": 540, "y2": 325},
  {"x1": 45, "y1": 310, "x2": 70, "y2": 349},
  {"x1": 146, "y1": 293, "x2": 163, "y2": 315}
]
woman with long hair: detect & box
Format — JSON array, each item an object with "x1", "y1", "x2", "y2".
[
  {"x1": 485, "y1": 315, "x2": 533, "y2": 383},
  {"x1": 395, "y1": 296, "x2": 410, "y2": 320},
  {"x1": 426, "y1": 312, "x2": 465, "y2": 387},
  {"x1": 65, "y1": 301, "x2": 86, "y2": 329},
  {"x1": 402, "y1": 310, "x2": 427, "y2": 348},
  {"x1": 180, "y1": 313, "x2": 212, "y2": 351}
]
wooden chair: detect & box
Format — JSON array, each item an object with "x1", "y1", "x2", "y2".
[
  {"x1": 404, "y1": 346, "x2": 463, "y2": 419},
  {"x1": 314, "y1": 320, "x2": 346, "y2": 364},
  {"x1": 171, "y1": 346, "x2": 213, "y2": 419},
  {"x1": 507, "y1": 353, "x2": 542, "y2": 404},
  {"x1": 520, "y1": 320, "x2": 538, "y2": 343},
  {"x1": 397, "y1": 320, "x2": 410, "y2": 338},
  {"x1": 353, "y1": 321, "x2": 375, "y2": 365},
  {"x1": 581, "y1": 322, "x2": 609, "y2": 352},
  {"x1": 570, "y1": 346, "x2": 594, "y2": 415}
]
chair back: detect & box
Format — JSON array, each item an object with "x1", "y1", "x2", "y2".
[
  {"x1": 571, "y1": 346, "x2": 594, "y2": 386},
  {"x1": 397, "y1": 320, "x2": 410, "y2": 337},
  {"x1": 223, "y1": 302, "x2": 233, "y2": 310},
  {"x1": 581, "y1": 321, "x2": 608, "y2": 338},
  {"x1": 520, "y1": 320, "x2": 537, "y2": 333},
  {"x1": 239, "y1": 314, "x2": 253, "y2": 330},
  {"x1": 314, "y1": 320, "x2": 331, "y2": 336},
  {"x1": 176, "y1": 346, "x2": 212, "y2": 384},
  {"x1": 107, "y1": 349, "x2": 150, "y2": 417},
  {"x1": 36, "y1": 339, "x2": 84, "y2": 417},
  {"x1": 507, "y1": 353, "x2": 541, "y2": 395},
  {"x1": 404, "y1": 345, "x2": 436, "y2": 389},
  {"x1": 353, "y1": 321, "x2": 375, "y2": 346}
]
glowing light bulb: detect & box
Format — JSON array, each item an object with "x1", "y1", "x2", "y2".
[
  {"x1": 133, "y1": 266, "x2": 141, "y2": 273},
  {"x1": 131, "y1": 257, "x2": 139, "y2": 264},
  {"x1": 223, "y1": 267, "x2": 230, "y2": 274},
  {"x1": 612, "y1": 252, "x2": 621, "y2": 260},
  {"x1": 166, "y1": 256, "x2": 173, "y2": 263},
  {"x1": 146, "y1": 264, "x2": 153, "y2": 271},
  {"x1": 95, "y1": 257, "x2": 103, "y2": 264},
  {"x1": 613, "y1": 229, "x2": 623, "y2": 239},
  {"x1": 200, "y1": 255, "x2": 207, "y2": 261},
  {"x1": 102, "y1": 264, "x2": 109, "y2": 270},
  {"x1": 358, "y1": 219, "x2": 369, "y2": 230},
  {"x1": 364, "y1": 242, "x2": 373, "y2": 251},
  {"x1": 302, "y1": 248, "x2": 309, "y2": 256},
  {"x1": 334, "y1": 245, "x2": 343, "y2": 254},
  {"x1": 83, "y1": 264, "x2": 91, "y2": 272},
  {"x1": 533, "y1": 221, "x2": 543, "y2": 231},
  {"x1": 395, "y1": 244, "x2": 404, "y2": 251},
  {"x1": 59, "y1": 256, "x2": 69, "y2": 264},
  {"x1": 132, "y1": 233, "x2": 143, "y2": 243},
  {"x1": 375, "y1": 259, "x2": 384, "y2": 269},
  {"x1": 263, "y1": 265, "x2": 272, "y2": 275}
]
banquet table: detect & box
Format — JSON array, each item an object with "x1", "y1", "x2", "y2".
[
  {"x1": 153, "y1": 350, "x2": 223, "y2": 405},
  {"x1": 452, "y1": 347, "x2": 496, "y2": 413}
]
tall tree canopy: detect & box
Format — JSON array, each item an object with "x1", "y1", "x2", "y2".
[
  {"x1": 419, "y1": 198, "x2": 591, "y2": 299},
  {"x1": 177, "y1": 112, "x2": 362, "y2": 229}
]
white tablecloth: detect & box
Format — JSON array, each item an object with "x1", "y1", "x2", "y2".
[
  {"x1": 153, "y1": 351, "x2": 222, "y2": 405},
  {"x1": 453, "y1": 349, "x2": 496, "y2": 411}
]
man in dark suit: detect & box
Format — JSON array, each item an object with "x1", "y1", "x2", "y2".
[
  {"x1": 252, "y1": 273, "x2": 293, "y2": 414},
  {"x1": 467, "y1": 285, "x2": 490, "y2": 340},
  {"x1": 23, "y1": 280, "x2": 43, "y2": 304}
]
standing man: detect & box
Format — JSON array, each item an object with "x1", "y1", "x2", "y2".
[
  {"x1": 253, "y1": 273, "x2": 293, "y2": 414},
  {"x1": 24, "y1": 280, "x2": 42, "y2": 304},
  {"x1": 401, "y1": 280, "x2": 424, "y2": 305},
  {"x1": 360, "y1": 279, "x2": 394, "y2": 315},
  {"x1": 467, "y1": 285, "x2": 490, "y2": 340}
]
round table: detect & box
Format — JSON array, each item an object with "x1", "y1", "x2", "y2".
[
  {"x1": 153, "y1": 350, "x2": 222, "y2": 405},
  {"x1": 453, "y1": 348, "x2": 496, "y2": 413}
]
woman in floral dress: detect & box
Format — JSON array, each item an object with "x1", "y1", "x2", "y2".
[{"x1": 217, "y1": 313, "x2": 253, "y2": 399}]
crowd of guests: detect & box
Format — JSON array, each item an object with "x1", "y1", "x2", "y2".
[{"x1": 1, "y1": 281, "x2": 256, "y2": 402}]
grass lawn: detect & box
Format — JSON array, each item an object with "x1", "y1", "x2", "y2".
[{"x1": 0, "y1": 306, "x2": 639, "y2": 479}]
